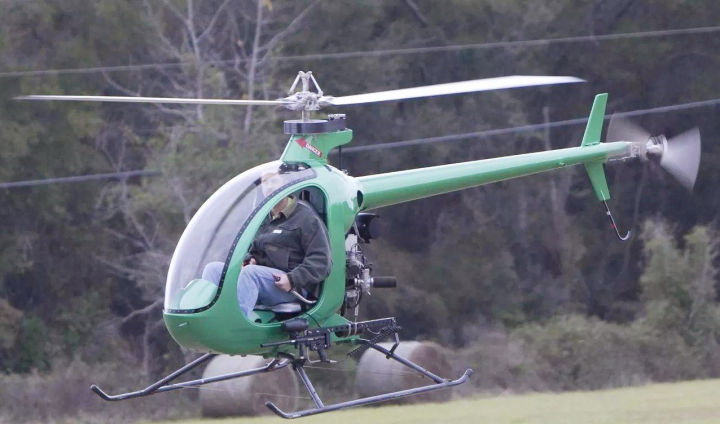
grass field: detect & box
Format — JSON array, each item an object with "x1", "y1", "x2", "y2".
[{"x1": 151, "y1": 378, "x2": 720, "y2": 424}]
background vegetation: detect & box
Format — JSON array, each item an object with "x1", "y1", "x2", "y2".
[{"x1": 0, "y1": 0, "x2": 719, "y2": 422}]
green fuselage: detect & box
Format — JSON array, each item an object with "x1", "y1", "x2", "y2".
[{"x1": 163, "y1": 93, "x2": 632, "y2": 356}]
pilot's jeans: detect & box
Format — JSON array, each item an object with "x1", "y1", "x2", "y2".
[{"x1": 202, "y1": 262, "x2": 297, "y2": 321}]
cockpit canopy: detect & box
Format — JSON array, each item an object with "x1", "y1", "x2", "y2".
[{"x1": 164, "y1": 161, "x2": 316, "y2": 313}]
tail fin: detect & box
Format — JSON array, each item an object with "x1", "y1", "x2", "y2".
[
  {"x1": 581, "y1": 93, "x2": 607, "y2": 147},
  {"x1": 582, "y1": 93, "x2": 610, "y2": 201}
]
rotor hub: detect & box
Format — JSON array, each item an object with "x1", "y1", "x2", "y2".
[
  {"x1": 280, "y1": 71, "x2": 329, "y2": 115},
  {"x1": 283, "y1": 114, "x2": 346, "y2": 134},
  {"x1": 629, "y1": 135, "x2": 666, "y2": 162},
  {"x1": 646, "y1": 135, "x2": 666, "y2": 159},
  {"x1": 283, "y1": 91, "x2": 321, "y2": 112}
]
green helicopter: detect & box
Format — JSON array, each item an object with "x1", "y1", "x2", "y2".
[{"x1": 17, "y1": 71, "x2": 701, "y2": 418}]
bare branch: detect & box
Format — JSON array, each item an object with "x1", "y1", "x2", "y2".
[
  {"x1": 243, "y1": 0, "x2": 265, "y2": 132},
  {"x1": 257, "y1": 0, "x2": 320, "y2": 65},
  {"x1": 197, "y1": 0, "x2": 233, "y2": 43},
  {"x1": 102, "y1": 72, "x2": 142, "y2": 96},
  {"x1": 403, "y1": 0, "x2": 429, "y2": 27},
  {"x1": 119, "y1": 299, "x2": 163, "y2": 326},
  {"x1": 159, "y1": 0, "x2": 187, "y2": 25},
  {"x1": 103, "y1": 227, "x2": 149, "y2": 250},
  {"x1": 144, "y1": 0, "x2": 185, "y2": 59},
  {"x1": 93, "y1": 254, "x2": 160, "y2": 282}
]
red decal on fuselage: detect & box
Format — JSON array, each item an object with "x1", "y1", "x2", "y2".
[{"x1": 295, "y1": 138, "x2": 322, "y2": 158}]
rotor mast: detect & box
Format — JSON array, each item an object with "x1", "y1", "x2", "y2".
[
  {"x1": 286, "y1": 70, "x2": 324, "y2": 121},
  {"x1": 282, "y1": 71, "x2": 349, "y2": 138}
]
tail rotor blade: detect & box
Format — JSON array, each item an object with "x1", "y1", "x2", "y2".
[
  {"x1": 660, "y1": 127, "x2": 701, "y2": 189},
  {"x1": 606, "y1": 114, "x2": 701, "y2": 190},
  {"x1": 606, "y1": 114, "x2": 650, "y2": 143}
]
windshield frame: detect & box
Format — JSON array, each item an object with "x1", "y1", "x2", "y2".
[{"x1": 164, "y1": 162, "x2": 316, "y2": 314}]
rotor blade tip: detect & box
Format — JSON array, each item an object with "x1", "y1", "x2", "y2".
[{"x1": 552, "y1": 76, "x2": 585, "y2": 83}]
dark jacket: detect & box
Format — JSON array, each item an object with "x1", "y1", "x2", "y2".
[{"x1": 249, "y1": 199, "x2": 332, "y2": 292}]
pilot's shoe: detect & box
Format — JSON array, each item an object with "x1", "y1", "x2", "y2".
[{"x1": 248, "y1": 310, "x2": 262, "y2": 323}]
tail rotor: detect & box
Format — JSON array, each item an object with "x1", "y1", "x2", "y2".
[
  {"x1": 607, "y1": 115, "x2": 701, "y2": 189},
  {"x1": 658, "y1": 127, "x2": 701, "y2": 189}
]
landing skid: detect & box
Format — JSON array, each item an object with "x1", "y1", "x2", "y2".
[
  {"x1": 90, "y1": 318, "x2": 472, "y2": 418},
  {"x1": 266, "y1": 341, "x2": 472, "y2": 419},
  {"x1": 90, "y1": 353, "x2": 289, "y2": 401}
]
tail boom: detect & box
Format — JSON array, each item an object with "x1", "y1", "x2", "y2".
[{"x1": 356, "y1": 93, "x2": 631, "y2": 210}]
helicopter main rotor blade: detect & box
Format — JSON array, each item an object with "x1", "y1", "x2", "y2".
[
  {"x1": 323, "y1": 75, "x2": 584, "y2": 106},
  {"x1": 15, "y1": 94, "x2": 289, "y2": 106}
]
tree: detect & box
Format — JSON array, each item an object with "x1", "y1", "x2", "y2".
[{"x1": 639, "y1": 221, "x2": 720, "y2": 350}]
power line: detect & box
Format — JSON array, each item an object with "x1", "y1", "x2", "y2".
[
  {"x1": 0, "y1": 62, "x2": 186, "y2": 78},
  {"x1": 340, "y1": 97, "x2": 720, "y2": 153},
  {"x1": 0, "y1": 170, "x2": 161, "y2": 189},
  {"x1": 275, "y1": 24, "x2": 720, "y2": 61},
  {"x1": 3, "y1": 99, "x2": 717, "y2": 186},
  {"x1": 2, "y1": 25, "x2": 719, "y2": 78}
]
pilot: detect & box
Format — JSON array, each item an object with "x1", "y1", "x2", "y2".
[{"x1": 206, "y1": 170, "x2": 332, "y2": 322}]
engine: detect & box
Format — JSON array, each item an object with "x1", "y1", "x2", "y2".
[{"x1": 343, "y1": 213, "x2": 396, "y2": 320}]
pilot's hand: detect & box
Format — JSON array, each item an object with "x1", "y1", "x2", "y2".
[{"x1": 273, "y1": 273, "x2": 292, "y2": 292}]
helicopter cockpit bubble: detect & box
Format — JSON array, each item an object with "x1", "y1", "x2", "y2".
[{"x1": 164, "y1": 161, "x2": 316, "y2": 313}]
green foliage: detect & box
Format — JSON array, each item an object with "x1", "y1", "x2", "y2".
[
  {"x1": 0, "y1": 298, "x2": 23, "y2": 351},
  {"x1": 511, "y1": 314, "x2": 702, "y2": 390},
  {"x1": 461, "y1": 221, "x2": 720, "y2": 391},
  {"x1": 53, "y1": 290, "x2": 111, "y2": 356},
  {"x1": 0, "y1": 357, "x2": 196, "y2": 423},
  {"x1": 639, "y1": 222, "x2": 720, "y2": 346},
  {"x1": 8, "y1": 316, "x2": 50, "y2": 373},
  {"x1": 429, "y1": 205, "x2": 525, "y2": 328}
]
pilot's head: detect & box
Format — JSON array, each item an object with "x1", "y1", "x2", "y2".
[{"x1": 260, "y1": 171, "x2": 283, "y2": 196}]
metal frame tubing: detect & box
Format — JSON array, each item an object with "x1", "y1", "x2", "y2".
[
  {"x1": 267, "y1": 369, "x2": 472, "y2": 419},
  {"x1": 295, "y1": 365, "x2": 324, "y2": 408},
  {"x1": 266, "y1": 340, "x2": 473, "y2": 419},
  {"x1": 367, "y1": 342, "x2": 446, "y2": 383},
  {"x1": 91, "y1": 354, "x2": 290, "y2": 401}
]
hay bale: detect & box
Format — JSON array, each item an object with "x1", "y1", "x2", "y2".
[
  {"x1": 355, "y1": 341, "x2": 452, "y2": 403},
  {"x1": 200, "y1": 355, "x2": 298, "y2": 417}
]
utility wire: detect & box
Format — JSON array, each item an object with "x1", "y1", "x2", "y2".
[
  {"x1": 5, "y1": 98, "x2": 717, "y2": 186},
  {"x1": 274, "y1": 24, "x2": 720, "y2": 61},
  {"x1": 1, "y1": 25, "x2": 719, "y2": 78},
  {"x1": 3, "y1": 98, "x2": 717, "y2": 186},
  {"x1": 340, "y1": 97, "x2": 720, "y2": 153},
  {"x1": 0, "y1": 169, "x2": 160, "y2": 189}
]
